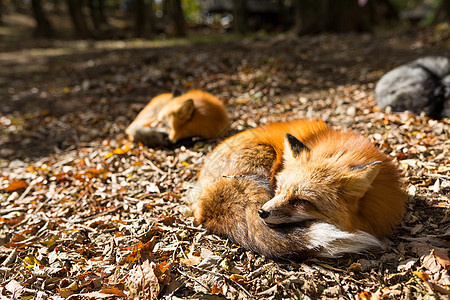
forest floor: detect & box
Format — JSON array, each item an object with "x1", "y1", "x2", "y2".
[{"x1": 0, "y1": 22, "x2": 449, "y2": 299}]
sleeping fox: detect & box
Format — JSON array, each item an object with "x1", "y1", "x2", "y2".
[
  {"x1": 188, "y1": 119, "x2": 406, "y2": 258},
  {"x1": 126, "y1": 90, "x2": 230, "y2": 147}
]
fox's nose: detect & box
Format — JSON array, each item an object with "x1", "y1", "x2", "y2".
[{"x1": 258, "y1": 209, "x2": 269, "y2": 219}]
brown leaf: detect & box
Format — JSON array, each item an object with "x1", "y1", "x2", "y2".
[
  {"x1": 126, "y1": 259, "x2": 160, "y2": 299},
  {"x1": 181, "y1": 257, "x2": 201, "y2": 267},
  {"x1": 5, "y1": 280, "x2": 23, "y2": 298},
  {"x1": 412, "y1": 271, "x2": 429, "y2": 282},
  {"x1": 421, "y1": 251, "x2": 441, "y2": 274},
  {"x1": 211, "y1": 283, "x2": 222, "y2": 295},
  {"x1": 123, "y1": 237, "x2": 157, "y2": 264},
  {"x1": 77, "y1": 291, "x2": 118, "y2": 298},
  {"x1": 358, "y1": 291, "x2": 380, "y2": 300},
  {"x1": 5, "y1": 180, "x2": 27, "y2": 191},
  {"x1": 347, "y1": 262, "x2": 361, "y2": 273},
  {"x1": 155, "y1": 261, "x2": 172, "y2": 285},
  {"x1": 229, "y1": 274, "x2": 247, "y2": 284},
  {"x1": 100, "y1": 287, "x2": 126, "y2": 297},
  {"x1": 433, "y1": 248, "x2": 450, "y2": 270}
]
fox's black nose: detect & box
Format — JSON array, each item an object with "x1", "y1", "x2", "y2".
[{"x1": 258, "y1": 209, "x2": 269, "y2": 219}]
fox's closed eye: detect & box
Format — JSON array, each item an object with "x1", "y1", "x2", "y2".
[{"x1": 289, "y1": 198, "x2": 311, "y2": 206}]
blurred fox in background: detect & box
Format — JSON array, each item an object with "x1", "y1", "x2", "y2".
[{"x1": 126, "y1": 90, "x2": 229, "y2": 147}]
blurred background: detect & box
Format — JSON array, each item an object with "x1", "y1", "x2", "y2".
[
  {"x1": 0, "y1": 0, "x2": 449, "y2": 40},
  {"x1": 0, "y1": 0, "x2": 449, "y2": 161}
]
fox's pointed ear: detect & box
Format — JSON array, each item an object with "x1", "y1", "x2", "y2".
[
  {"x1": 175, "y1": 99, "x2": 194, "y2": 121},
  {"x1": 284, "y1": 133, "x2": 309, "y2": 158},
  {"x1": 171, "y1": 88, "x2": 182, "y2": 98},
  {"x1": 342, "y1": 160, "x2": 382, "y2": 200}
]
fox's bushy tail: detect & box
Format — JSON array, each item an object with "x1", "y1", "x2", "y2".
[{"x1": 190, "y1": 176, "x2": 381, "y2": 259}]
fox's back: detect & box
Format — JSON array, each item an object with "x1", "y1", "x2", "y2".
[{"x1": 198, "y1": 119, "x2": 329, "y2": 181}]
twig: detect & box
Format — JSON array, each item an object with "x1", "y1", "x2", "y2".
[
  {"x1": 2, "y1": 249, "x2": 17, "y2": 267},
  {"x1": 0, "y1": 207, "x2": 27, "y2": 215},
  {"x1": 177, "y1": 268, "x2": 211, "y2": 292},
  {"x1": 173, "y1": 233, "x2": 188, "y2": 260},
  {"x1": 257, "y1": 284, "x2": 278, "y2": 296},
  {"x1": 17, "y1": 179, "x2": 37, "y2": 203},
  {"x1": 432, "y1": 282, "x2": 450, "y2": 295},
  {"x1": 123, "y1": 196, "x2": 141, "y2": 202},
  {"x1": 148, "y1": 160, "x2": 165, "y2": 175},
  {"x1": 73, "y1": 223, "x2": 97, "y2": 233},
  {"x1": 247, "y1": 263, "x2": 275, "y2": 279},
  {"x1": 35, "y1": 220, "x2": 50, "y2": 237},
  {"x1": 176, "y1": 223, "x2": 207, "y2": 232},
  {"x1": 424, "y1": 173, "x2": 450, "y2": 180},
  {"x1": 190, "y1": 265, "x2": 252, "y2": 297},
  {"x1": 53, "y1": 156, "x2": 75, "y2": 168},
  {"x1": 80, "y1": 205, "x2": 122, "y2": 221}
]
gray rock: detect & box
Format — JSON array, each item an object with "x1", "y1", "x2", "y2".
[{"x1": 375, "y1": 56, "x2": 450, "y2": 119}]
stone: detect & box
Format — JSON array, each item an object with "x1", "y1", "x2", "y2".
[{"x1": 375, "y1": 56, "x2": 450, "y2": 119}]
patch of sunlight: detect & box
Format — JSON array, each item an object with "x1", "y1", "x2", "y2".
[{"x1": 0, "y1": 26, "x2": 28, "y2": 37}]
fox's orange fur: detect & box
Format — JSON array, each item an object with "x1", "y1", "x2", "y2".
[
  {"x1": 126, "y1": 90, "x2": 229, "y2": 145},
  {"x1": 188, "y1": 119, "x2": 406, "y2": 258}
]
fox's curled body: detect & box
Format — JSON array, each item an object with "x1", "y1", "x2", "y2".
[{"x1": 188, "y1": 120, "x2": 406, "y2": 258}]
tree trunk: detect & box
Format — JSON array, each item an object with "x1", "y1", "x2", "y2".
[
  {"x1": 31, "y1": 0, "x2": 55, "y2": 38},
  {"x1": 434, "y1": 0, "x2": 450, "y2": 23},
  {"x1": 292, "y1": 0, "x2": 322, "y2": 35},
  {"x1": 134, "y1": 0, "x2": 156, "y2": 38},
  {"x1": 147, "y1": 0, "x2": 156, "y2": 36},
  {"x1": 293, "y1": 0, "x2": 378, "y2": 35},
  {"x1": 134, "y1": 0, "x2": 146, "y2": 37},
  {"x1": 67, "y1": 0, "x2": 93, "y2": 39},
  {"x1": 98, "y1": 0, "x2": 108, "y2": 24},
  {"x1": 166, "y1": 0, "x2": 186, "y2": 37},
  {"x1": 0, "y1": 0, "x2": 3, "y2": 25},
  {"x1": 292, "y1": 0, "x2": 302, "y2": 35},
  {"x1": 233, "y1": 0, "x2": 247, "y2": 34},
  {"x1": 173, "y1": 0, "x2": 186, "y2": 36},
  {"x1": 277, "y1": 0, "x2": 287, "y2": 29},
  {"x1": 89, "y1": 0, "x2": 108, "y2": 30},
  {"x1": 52, "y1": 0, "x2": 62, "y2": 13}
]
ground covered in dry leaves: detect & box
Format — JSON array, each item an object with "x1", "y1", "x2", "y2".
[{"x1": 0, "y1": 26, "x2": 449, "y2": 299}]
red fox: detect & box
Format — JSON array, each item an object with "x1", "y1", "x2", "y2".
[
  {"x1": 126, "y1": 90, "x2": 229, "y2": 146},
  {"x1": 188, "y1": 119, "x2": 406, "y2": 258}
]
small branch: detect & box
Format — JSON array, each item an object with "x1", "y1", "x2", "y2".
[
  {"x1": 177, "y1": 268, "x2": 211, "y2": 292},
  {"x1": 247, "y1": 262, "x2": 275, "y2": 279},
  {"x1": 190, "y1": 265, "x2": 252, "y2": 297},
  {"x1": 424, "y1": 173, "x2": 450, "y2": 180},
  {"x1": 17, "y1": 179, "x2": 37, "y2": 203},
  {"x1": 176, "y1": 223, "x2": 207, "y2": 232}
]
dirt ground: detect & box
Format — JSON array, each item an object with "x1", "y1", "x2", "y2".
[{"x1": 0, "y1": 21, "x2": 449, "y2": 299}]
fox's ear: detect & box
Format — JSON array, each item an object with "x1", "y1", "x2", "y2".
[
  {"x1": 342, "y1": 160, "x2": 382, "y2": 199},
  {"x1": 171, "y1": 88, "x2": 182, "y2": 98},
  {"x1": 284, "y1": 133, "x2": 309, "y2": 159},
  {"x1": 175, "y1": 99, "x2": 194, "y2": 121}
]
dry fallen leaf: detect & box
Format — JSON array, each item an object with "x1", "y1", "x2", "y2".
[
  {"x1": 358, "y1": 290, "x2": 380, "y2": 300},
  {"x1": 412, "y1": 270, "x2": 429, "y2": 282},
  {"x1": 433, "y1": 248, "x2": 450, "y2": 270},
  {"x1": 348, "y1": 262, "x2": 361, "y2": 273},
  {"x1": 5, "y1": 280, "x2": 23, "y2": 298},
  {"x1": 100, "y1": 287, "x2": 126, "y2": 297},
  {"x1": 5, "y1": 180, "x2": 27, "y2": 191},
  {"x1": 126, "y1": 259, "x2": 160, "y2": 299},
  {"x1": 229, "y1": 274, "x2": 247, "y2": 284}
]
